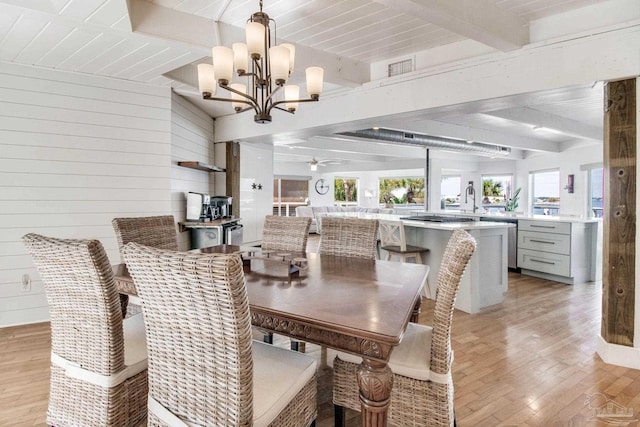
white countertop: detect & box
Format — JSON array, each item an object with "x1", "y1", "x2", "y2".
[
  {"x1": 325, "y1": 212, "x2": 514, "y2": 230},
  {"x1": 401, "y1": 219, "x2": 515, "y2": 231},
  {"x1": 400, "y1": 211, "x2": 599, "y2": 224}
]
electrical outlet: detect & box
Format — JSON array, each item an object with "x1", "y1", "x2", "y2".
[{"x1": 21, "y1": 274, "x2": 31, "y2": 292}]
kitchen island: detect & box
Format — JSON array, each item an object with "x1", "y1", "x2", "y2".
[
  {"x1": 327, "y1": 212, "x2": 513, "y2": 314},
  {"x1": 400, "y1": 216, "x2": 512, "y2": 314}
]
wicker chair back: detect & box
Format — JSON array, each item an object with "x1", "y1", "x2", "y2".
[
  {"x1": 22, "y1": 233, "x2": 147, "y2": 427},
  {"x1": 319, "y1": 217, "x2": 379, "y2": 260},
  {"x1": 112, "y1": 215, "x2": 178, "y2": 257},
  {"x1": 262, "y1": 215, "x2": 311, "y2": 252},
  {"x1": 123, "y1": 243, "x2": 254, "y2": 426}
]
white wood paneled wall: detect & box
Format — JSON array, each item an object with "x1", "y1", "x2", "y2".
[
  {"x1": 0, "y1": 62, "x2": 172, "y2": 327},
  {"x1": 170, "y1": 92, "x2": 215, "y2": 250}
]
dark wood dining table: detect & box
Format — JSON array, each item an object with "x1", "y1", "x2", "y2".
[{"x1": 114, "y1": 245, "x2": 429, "y2": 427}]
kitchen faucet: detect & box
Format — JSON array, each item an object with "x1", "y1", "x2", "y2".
[{"x1": 465, "y1": 181, "x2": 478, "y2": 213}]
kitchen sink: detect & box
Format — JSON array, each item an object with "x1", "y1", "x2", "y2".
[{"x1": 400, "y1": 215, "x2": 477, "y2": 223}]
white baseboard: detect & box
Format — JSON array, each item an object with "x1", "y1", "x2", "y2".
[
  {"x1": 596, "y1": 335, "x2": 640, "y2": 369},
  {"x1": 0, "y1": 306, "x2": 50, "y2": 328}
]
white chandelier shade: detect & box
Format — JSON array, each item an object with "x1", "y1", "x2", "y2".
[
  {"x1": 284, "y1": 85, "x2": 299, "y2": 112},
  {"x1": 246, "y1": 21, "x2": 265, "y2": 58},
  {"x1": 196, "y1": 1, "x2": 324, "y2": 124},
  {"x1": 229, "y1": 83, "x2": 247, "y2": 111}
]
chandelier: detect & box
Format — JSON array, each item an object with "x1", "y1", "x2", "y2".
[{"x1": 197, "y1": 1, "x2": 324, "y2": 124}]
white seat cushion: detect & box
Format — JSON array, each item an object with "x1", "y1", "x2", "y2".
[
  {"x1": 252, "y1": 340, "x2": 317, "y2": 427},
  {"x1": 52, "y1": 313, "x2": 148, "y2": 388},
  {"x1": 123, "y1": 313, "x2": 148, "y2": 378},
  {"x1": 327, "y1": 323, "x2": 433, "y2": 381}
]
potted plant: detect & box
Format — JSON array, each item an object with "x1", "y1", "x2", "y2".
[{"x1": 506, "y1": 187, "x2": 521, "y2": 213}]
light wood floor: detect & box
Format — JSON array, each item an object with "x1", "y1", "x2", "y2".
[{"x1": 3, "y1": 237, "x2": 639, "y2": 426}]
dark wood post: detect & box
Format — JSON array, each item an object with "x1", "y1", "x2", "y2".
[
  {"x1": 226, "y1": 141, "x2": 241, "y2": 218},
  {"x1": 602, "y1": 78, "x2": 636, "y2": 346}
]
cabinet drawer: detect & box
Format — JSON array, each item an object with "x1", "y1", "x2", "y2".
[
  {"x1": 518, "y1": 231, "x2": 570, "y2": 255},
  {"x1": 518, "y1": 220, "x2": 570, "y2": 235},
  {"x1": 518, "y1": 248, "x2": 570, "y2": 277}
]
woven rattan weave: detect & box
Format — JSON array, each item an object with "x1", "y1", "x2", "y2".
[
  {"x1": 22, "y1": 233, "x2": 148, "y2": 427},
  {"x1": 332, "y1": 228, "x2": 477, "y2": 427},
  {"x1": 262, "y1": 215, "x2": 312, "y2": 252},
  {"x1": 112, "y1": 215, "x2": 178, "y2": 257},
  {"x1": 319, "y1": 217, "x2": 379, "y2": 260},
  {"x1": 260, "y1": 215, "x2": 312, "y2": 348},
  {"x1": 112, "y1": 215, "x2": 178, "y2": 316},
  {"x1": 123, "y1": 243, "x2": 317, "y2": 427}
]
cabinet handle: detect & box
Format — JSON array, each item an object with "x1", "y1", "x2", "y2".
[
  {"x1": 530, "y1": 224, "x2": 556, "y2": 229},
  {"x1": 530, "y1": 258, "x2": 556, "y2": 265},
  {"x1": 530, "y1": 239, "x2": 555, "y2": 244}
]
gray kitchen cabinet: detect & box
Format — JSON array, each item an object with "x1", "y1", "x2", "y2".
[{"x1": 517, "y1": 219, "x2": 597, "y2": 284}]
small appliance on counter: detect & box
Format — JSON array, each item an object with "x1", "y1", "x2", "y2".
[
  {"x1": 210, "y1": 196, "x2": 233, "y2": 219},
  {"x1": 184, "y1": 193, "x2": 242, "y2": 248},
  {"x1": 186, "y1": 192, "x2": 215, "y2": 221}
]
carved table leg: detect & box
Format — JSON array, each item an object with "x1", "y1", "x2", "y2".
[
  {"x1": 357, "y1": 358, "x2": 393, "y2": 427},
  {"x1": 119, "y1": 294, "x2": 129, "y2": 318}
]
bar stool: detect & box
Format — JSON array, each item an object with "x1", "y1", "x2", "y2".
[{"x1": 378, "y1": 219, "x2": 431, "y2": 297}]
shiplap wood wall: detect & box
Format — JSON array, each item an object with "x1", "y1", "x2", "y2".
[
  {"x1": 170, "y1": 92, "x2": 215, "y2": 251},
  {"x1": 0, "y1": 62, "x2": 214, "y2": 327}
]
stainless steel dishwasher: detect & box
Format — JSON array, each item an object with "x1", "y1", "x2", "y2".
[{"x1": 480, "y1": 216, "x2": 518, "y2": 271}]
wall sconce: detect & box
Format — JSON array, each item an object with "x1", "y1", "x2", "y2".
[{"x1": 564, "y1": 174, "x2": 574, "y2": 193}]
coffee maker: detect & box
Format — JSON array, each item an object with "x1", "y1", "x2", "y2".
[
  {"x1": 210, "y1": 196, "x2": 233, "y2": 219},
  {"x1": 186, "y1": 192, "x2": 214, "y2": 221}
]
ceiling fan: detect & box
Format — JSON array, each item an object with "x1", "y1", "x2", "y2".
[{"x1": 309, "y1": 157, "x2": 341, "y2": 171}]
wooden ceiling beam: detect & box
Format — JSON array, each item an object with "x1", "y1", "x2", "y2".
[
  {"x1": 126, "y1": 0, "x2": 370, "y2": 87},
  {"x1": 371, "y1": 0, "x2": 529, "y2": 51},
  {"x1": 484, "y1": 107, "x2": 603, "y2": 141}
]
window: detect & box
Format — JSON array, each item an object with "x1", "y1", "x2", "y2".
[
  {"x1": 589, "y1": 167, "x2": 604, "y2": 218},
  {"x1": 481, "y1": 175, "x2": 513, "y2": 212},
  {"x1": 334, "y1": 177, "x2": 358, "y2": 205},
  {"x1": 530, "y1": 169, "x2": 560, "y2": 215},
  {"x1": 379, "y1": 177, "x2": 425, "y2": 205},
  {"x1": 273, "y1": 178, "x2": 309, "y2": 216},
  {"x1": 441, "y1": 176, "x2": 461, "y2": 211}
]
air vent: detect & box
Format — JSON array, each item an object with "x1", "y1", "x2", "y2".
[
  {"x1": 388, "y1": 59, "x2": 413, "y2": 77},
  {"x1": 337, "y1": 128, "x2": 511, "y2": 157}
]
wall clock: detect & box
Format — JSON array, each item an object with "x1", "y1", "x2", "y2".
[{"x1": 315, "y1": 179, "x2": 329, "y2": 195}]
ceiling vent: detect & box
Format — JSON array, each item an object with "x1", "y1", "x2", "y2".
[
  {"x1": 338, "y1": 128, "x2": 511, "y2": 157},
  {"x1": 388, "y1": 59, "x2": 413, "y2": 77}
]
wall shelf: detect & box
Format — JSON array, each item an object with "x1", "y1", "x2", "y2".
[{"x1": 178, "y1": 161, "x2": 226, "y2": 172}]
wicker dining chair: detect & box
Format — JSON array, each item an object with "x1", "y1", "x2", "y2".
[
  {"x1": 319, "y1": 217, "x2": 379, "y2": 260},
  {"x1": 261, "y1": 215, "x2": 312, "y2": 349},
  {"x1": 330, "y1": 229, "x2": 477, "y2": 427},
  {"x1": 22, "y1": 233, "x2": 148, "y2": 427},
  {"x1": 112, "y1": 215, "x2": 178, "y2": 256},
  {"x1": 112, "y1": 215, "x2": 178, "y2": 316},
  {"x1": 123, "y1": 242, "x2": 318, "y2": 427},
  {"x1": 262, "y1": 215, "x2": 312, "y2": 252}
]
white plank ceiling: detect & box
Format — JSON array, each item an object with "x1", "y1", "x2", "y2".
[{"x1": 0, "y1": 0, "x2": 622, "y2": 165}]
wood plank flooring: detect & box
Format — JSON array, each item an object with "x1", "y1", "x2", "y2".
[{"x1": 2, "y1": 235, "x2": 639, "y2": 426}]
